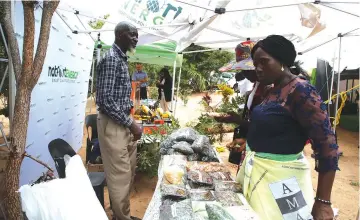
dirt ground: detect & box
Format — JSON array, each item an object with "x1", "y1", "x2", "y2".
[{"x1": 80, "y1": 93, "x2": 359, "y2": 220}]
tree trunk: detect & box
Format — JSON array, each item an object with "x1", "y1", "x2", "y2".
[
  {"x1": 3, "y1": 83, "x2": 31, "y2": 220},
  {"x1": 0, "y1": 1, "x2": 59, "y2": 218}
]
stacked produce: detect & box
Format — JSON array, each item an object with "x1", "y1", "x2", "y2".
[
  {"x1": 159, "y1": 128, "x2": 219, "y2": 162},
  {"x1": 158, "y1": 153, "x2": 258, "y2": 220}
]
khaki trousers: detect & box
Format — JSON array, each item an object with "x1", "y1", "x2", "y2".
[{"x1": 97, "y1": 113, "x2": 137, "y2": 220}]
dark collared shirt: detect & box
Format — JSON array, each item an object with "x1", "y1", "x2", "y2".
[{"x1": 96, "y1": 44, "x2": 133, "y2": 127}]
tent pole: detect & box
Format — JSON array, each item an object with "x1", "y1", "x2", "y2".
[
  {"x1": 8, "y1": 1, "x2": 16, "y2": 132},
  {"x1": 174, "y1": 67, "x2": 182, "y2": 117},
  {"x1": 96, "y1": 48, "x2": 101, "y2": 64},
  {"x1": 226, "y1": 0, "x2": 313, "y2": 12},
  {"x1": 205, "y1": 27, "x2": 247, "y2": 40},
  {"x1": 320, "y1": 3, "x2": 360, "y2": 18},
  {"x1": 55, "y1": 9, "x2": 74, "y2": 33},
  {"x1": 89, "y1": 60, "x2": 95, "y2": 113},
  {"x1": 299, "y1": 28, "x2": 359, "y2": 55},
  {"x1": 183, "y1": 48, "x2": 221, "y2": 54},
  {"x1": 171, "y1": 60, "x2": 177, "y2": 113},
  {"x1": 176, "y1": 0, "x2": 313, "y2": 12},
  {"x1": 174, "y1": 0, "x2": 213, "y2": 11},
  {"x1": 328, "y1": 42, "x2": 338, "y2": 115},
  {"x1": 75, "y1": 28, "x2": 175, "y2": 42},
  {"x1": 324, "y1": 60, "x2": 330, "y2": 112},
  {"x1": 334, "y1": 36, "x2": 342, "y2": 132},
  {"x1": 58, "y1": 8, "x2": 188, "y2": 29},
  {"x1": 196, "y1": 39, "x2": 243, "y2": 45},
  {"x1": 351, "y1": 79, "x2": 355, "y2": 100},
  {"x1": 0, "y1": 65, "x2": 8, "y2": 93},
  {"x1": 91, "y1": 60, "x2": 95, "y2": 95}
]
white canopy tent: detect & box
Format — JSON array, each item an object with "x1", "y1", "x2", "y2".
[{"x1": 57, "y1": 0, "x2": 359, "y2": 117}]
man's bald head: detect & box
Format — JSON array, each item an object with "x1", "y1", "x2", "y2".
[
  {"x1": 114, "y1": 21, "x2": 137, "y2": 37},
  {"x1": 114, "y1": 21, "x2": 138, "y2": 53}
]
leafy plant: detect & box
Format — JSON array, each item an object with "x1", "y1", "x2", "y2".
[
  {"x1": 216, "y1": 95, "x2": 246, "y2": 114},
  {"x1": 186, "y1": 87, "x2": 244, "y2": 143},
  {"x1": 148, "y1": 86, "x2": 159, "y2": 100},
  {"x1": 179, "y1": 89, "x2": 191, "y2": 106},
  {"x1": 350, "y1": 181, "x2": 359, "y2": 187},
  {"x1": 218, "y1": 83, "x2": 234, "y2": 103},
  {"x1": 136, "y1": 140, "x2": 160, "y2": 177},
  {"x1": 186, "y1": 114, "x2": 236, "y2": 143},
  {"x1": 136, "y1": 117, "x2": 180, "y2": 176}
]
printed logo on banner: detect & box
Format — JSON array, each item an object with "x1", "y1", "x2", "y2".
[
  {"x1": 48, "y1": 65, "x2": 79, "y2": 83},
  {"x1": 269, "y1": 177, "x2": 312, "y2": 220},
  {"x1": 121, "y1": 0, "x2": 183, "y2": 27}
]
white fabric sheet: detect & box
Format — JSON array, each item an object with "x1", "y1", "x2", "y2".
[{"x1": 19, "y1": 155, "x2": 107, "y2": 220}]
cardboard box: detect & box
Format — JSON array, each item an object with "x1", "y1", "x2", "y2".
[{"x1": 87, "y1": 163, "x2": 104, "y2": 172}]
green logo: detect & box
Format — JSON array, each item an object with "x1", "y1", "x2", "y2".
[
  {"x1": 121, "y1": 0, "x2": 183, "y2": 26},
  {"x1": 48, "y1": 66, "x2": 79, "y2": 83},
  {"x1": 64, "y1": 69, "x2": 78, "y2": 79}
]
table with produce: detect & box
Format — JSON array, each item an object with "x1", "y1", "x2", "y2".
[{"x1": 143, "y1": 128, "x2": 259, "y2": 220}]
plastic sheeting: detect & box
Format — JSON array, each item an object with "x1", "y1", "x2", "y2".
[{"x1": 19, "y1": 155, "x2": 108, "y2": 220}]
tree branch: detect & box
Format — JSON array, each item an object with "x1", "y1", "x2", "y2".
[
  {"x1": 22, "y1": 1, "x2": 36, "y2": 86},
  {"x1": 0, "y1": 1, "x2": 22, "y2": 84},
  {"x1": 24, "y1": 152, "x2": 54, "y2": 172},
  {"x1": 32, "y1": 0, "x2": 59, "y2": 87}
]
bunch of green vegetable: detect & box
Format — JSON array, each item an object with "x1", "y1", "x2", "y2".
[
  {"x1": 216, "y1": 95, "x2": 246, "y2": 114},
  {"x1": 136, "y1": 117, "x2": 180, "y2": 176}
]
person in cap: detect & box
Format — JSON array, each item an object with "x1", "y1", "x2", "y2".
[{"x1": 236, "y1": 35, "x2": 338, "y2": 220}]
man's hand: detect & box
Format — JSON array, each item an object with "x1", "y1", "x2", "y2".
[
  {"x1": 130, "y1": 121, "x2": 142, "y2": 141},
  {"x1": 312, "y1": 201, "x2": 334, "y2": 220}
]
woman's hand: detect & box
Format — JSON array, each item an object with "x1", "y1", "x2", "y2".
[
  {"x1": 226, "y1": 141, "x2": 235, "y2": 149},
  {"x1": 311, "y1": 201, "x2": 334, "y2": 220}
]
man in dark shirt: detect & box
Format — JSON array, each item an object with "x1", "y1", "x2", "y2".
[{"x1": 96, "y1": 21, "x2": 142, "y2": 220}]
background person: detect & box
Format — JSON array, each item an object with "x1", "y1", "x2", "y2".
[
  {"x1": 132, "y1": 63, "x2": 148, "y2": 100},
  {"x1": 237, "y1": 35, "x2": 338, "y2": 220},
  {"x1": 96, "y1": 21, "x2": 142, "y2": 220},
  {"x1": 156, "y1": 68, "x2": 173, "y2": 111}
]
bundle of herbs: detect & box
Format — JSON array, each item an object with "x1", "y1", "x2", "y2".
[{"x1": 136, "y1": 118, "x2": 180, "y2": 177}]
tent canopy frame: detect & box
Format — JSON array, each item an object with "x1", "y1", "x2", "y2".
[{"x1": 5, "y1": 0, "x2": 359, "y2": 122}]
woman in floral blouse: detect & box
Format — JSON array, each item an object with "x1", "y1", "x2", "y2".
[{"x1": 236, "y1": 35, "x2": 339, "y2": 220}]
